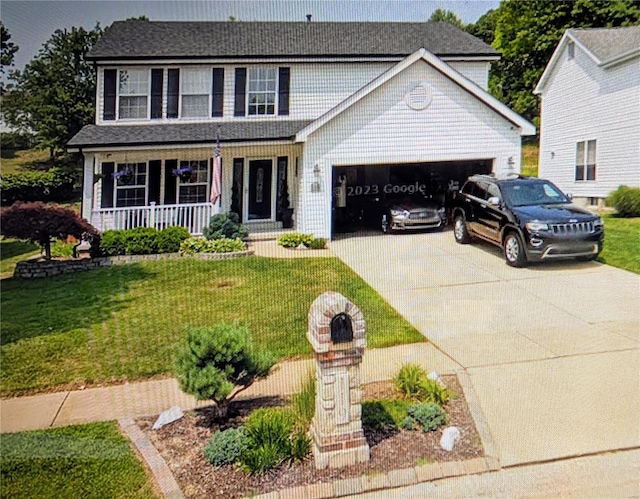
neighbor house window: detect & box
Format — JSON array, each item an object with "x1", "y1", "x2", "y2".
[
  {"x1": 177, "y1": 160, "x2": 209, "y2": 203},
  {"x1": 115, "y1": 163, "x2": 147, "y2": 207},
  {"x1": 247, "y1": 68, "x2": 277, "y2": 115},
  {"x1": 575, "y1": 140, "x2": 596, "y2": 181},
  {"x1": 118, "y1": 69, "x2": 149, "y2": 119},
  {"x1": 181, "y1": 68, "x2": 211, "y2": 118}
]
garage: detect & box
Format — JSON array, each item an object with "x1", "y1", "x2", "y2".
[{"x1": 331, "y1": 159, "x2": 493, "y2": 235}]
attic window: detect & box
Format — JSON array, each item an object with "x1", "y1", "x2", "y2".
[{"x1": 567, "y1": 41, "x2": 575, "y2": 60}]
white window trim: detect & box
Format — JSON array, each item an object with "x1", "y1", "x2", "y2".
[
  {"x1": 575, "y1": 139, "x2": 597, "y2": 182},
  {"x1": 176, "y1": 159, "x2": 211, "y2": 204},
  {"x1": 246, "y1": 67, "x2": 278, "y2": 117},
  {"x1": 117, "y1": 68, "x2": 151, "y2": 121},
  {"x1": 114, "y1": 162, "x2": 149, "y2": 207},
  {"x1": 179, "y1": 68, "x2": 212, "y2": 119}
]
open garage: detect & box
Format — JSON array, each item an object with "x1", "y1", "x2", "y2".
[{"x1": 331, "y1": 159, "x2": 493, "y2": 235}]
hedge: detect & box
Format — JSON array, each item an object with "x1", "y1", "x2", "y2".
[
  {"x1": 0, "y1": 169, "x2": 76, "y2": 206},
  {"x1": 606, "y1": 186, "x2": 640, "y2": 218},
  {"x1": 99, "y1": 226, "x2": 191, "y2": 256}
]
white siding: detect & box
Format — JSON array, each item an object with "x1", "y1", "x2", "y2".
[
  {"x1": 447, "y1": 61, "x2": 490, "y2": 90},
  {"x1": 538, "y1": 44, "x2": 640, "y2": 198},
  {"x1": 297, "y1": 60, "x2": 522, "y2": 239}
]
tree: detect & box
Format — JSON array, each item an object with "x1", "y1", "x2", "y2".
[
  {"x1": 465, "y1": 8, "x2": 499, "y2": 45},
  {"x1": 0, "y1": 202, "x2": 99, "y2": 260},
  {"x1": 2, "y1": 24, "x2": 103, "y2": 158},
  {"x1": 175, "y1": 324, "x2": 276, "y2": 418},
  {"x1": 490, "y1": 0, "x2": 640, "y2": 125},
  {"x1": 429, "y1": 8, "x2": 466, "y2": 30},
  {"x1": 1, "y1": 22, "x2": 19, "y2": 94}
]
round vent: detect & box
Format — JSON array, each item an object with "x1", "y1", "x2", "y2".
[{"x1": 405, "y1": 84, "x2": 432, "y2": 110}]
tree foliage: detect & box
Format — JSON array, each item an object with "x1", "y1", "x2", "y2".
[
  {"x1": 2, "y1": 24, "x2": 103, "y2": 157},
  {"x1": 0, "y1": 202, "x2": 99, "y2": 260},
  {"x1": 1, "y1": 22, "x2": 19, "y2": 94},
  {"x1": 489, "y1": 0, "x2": 640, "y2": 125},
  {"x1": 429, "y1": 8, "x2": 466, "y2": 30},
  {"x1": 175, "y1": 324, "x2": 276, "y2": 418}
]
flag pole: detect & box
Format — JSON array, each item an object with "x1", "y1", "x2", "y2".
[{"x1": 210, "y1": 126, "x2": 222, "y2": 206}]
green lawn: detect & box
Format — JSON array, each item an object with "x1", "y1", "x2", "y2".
[
  {"x1": 1, "y1": 239, "x2": 41, "y2": 278},
  {"x1": 0, "y1": 257, "x2": 424, "y2": 396},
  {"x1": 599, "y1": 216, "x2": 640, "y2": 274},
  {"x1": 1, "y1": 422, "x2": 158, "y2": 499},
  {"x1": 0, "y1": 148, "x2": 51, "y2": 174}
]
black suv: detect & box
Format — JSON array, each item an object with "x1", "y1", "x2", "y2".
[{"x1": 452, "y1": 174, "x2": 604, "y2": 267}]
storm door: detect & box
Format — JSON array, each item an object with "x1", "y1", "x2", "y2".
[{"x1": 247, "y1": 159, "x2": 273, "y2": 220}]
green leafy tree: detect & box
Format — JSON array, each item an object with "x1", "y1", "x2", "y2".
[
  {"x1": 491, "y1": 0, "x2": 640, "y2": 125},
  {"x1": 465, "y1": 8, "x2": 499, "y2": 45},
  {"x1": 0, "y1": 201, "x2": 99, "y2": 260},
  {"x1": 429, "y1": 8, "x2": 466, "y2": 30},
  {"x1": 175, "y1": 324, "x2": 277, "y2": 418},
  {"x1": 2, "y1": 24, "x2": 103, "y2": 158},
  {"x1": 1, "y1": 22, "x2": 19, "y2": 74}
]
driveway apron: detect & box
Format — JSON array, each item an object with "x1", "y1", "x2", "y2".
[{"x1": 331, "y1": 230, "x2": 639, "y2": 466}]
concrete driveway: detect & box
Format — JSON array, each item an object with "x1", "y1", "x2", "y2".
[{"x1": 331, "y1": 229, "x2": 639, "y2": 467}]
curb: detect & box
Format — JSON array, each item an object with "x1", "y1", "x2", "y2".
[{"x1": 119, "y1": 418, "x2": 185, "y2": 499}]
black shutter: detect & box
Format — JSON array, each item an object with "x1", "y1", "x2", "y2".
[
  {"x1": 103, "y1": 69, "x2": 117, "y2": 121},
  {"x1": 212, "y1": 68, "x2": 224, "y2": 117},
  {"x1": 234, "y1": 68, "x2": 246, "y2": 117},
  {"x1": 276, "y1": 156, "x2": 288, "y2": 221},
  {"x1": 167, "y1": 69, "x2": 179, "y2": 119},
  {"x1": 164, "y1": 160, "x2": 177, "y2": 204},
  {"x1": 151, "y1": 69, "x2": 163, "y2": 119},
  {"x1": 231, "y1": 158, "x2": 244, "y2": 218},
  {"x1": 278, "y1": 67, "x2": 290, "y2": 116},
  {"x1": 148, "y1": 160, "x2": 162, "y2": 204},
  {"x1": 101, "y1": 162, "x2": 115, "y2": 208}
]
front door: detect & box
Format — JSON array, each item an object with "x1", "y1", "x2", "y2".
[{"x1": 247, "y1": 160, "x2": 273, "y2": 220}]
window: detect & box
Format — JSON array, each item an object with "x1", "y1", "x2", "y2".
[
  {"x1": 567, "y1": 41, "x2": 575, "y2": 60},
  {"x1": 247, "y1": 68, "x2": 277, "y2": 115},
  {"x1": 181, "y1": 68, "x2": 211, "y2": 118},
  {"x1": 115, "y1": 163, "x2": 147, "y2": 207},
  {"x1": 575, "y1": 140, "x2": 596, "y2": 181},
  {"x1": 118, "y1": 69, "x2": 149, "y2": 119},
  {"x1": 178, "y1": 160, "x2": 209, "y2": 203}
]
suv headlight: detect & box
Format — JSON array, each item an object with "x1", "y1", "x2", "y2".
[
  {"x1": 389, "y1": 209, "x2": 408, "y2": 218},
  {"x1": 525, "y1": 222, "x2": 549, "y2": 232},
  {"x1": 593, "y1": 218, "x2": 604, "y2": 228}
]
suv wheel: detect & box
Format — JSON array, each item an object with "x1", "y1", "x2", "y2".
[
  {"x1": 504, "y1": 232, "x2": 527, "y2": 267},
  {"x1": 453, "y1": 215, "x2": 471, "y2": 244}
]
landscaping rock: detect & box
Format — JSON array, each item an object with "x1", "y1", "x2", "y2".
[
  {"x1": 152, "y1": 406, "x2": 184, "y2": 430},
  {"x1": 440, "y1": 426, "x2": 461, "y2": 451}
]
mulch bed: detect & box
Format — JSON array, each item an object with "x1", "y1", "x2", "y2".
[{"x1": 137, "y1": 375, "x2": 483, "y2": 498}]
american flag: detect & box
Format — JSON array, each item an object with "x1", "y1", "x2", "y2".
[{"x1": 210, "y1": 128, "x2": 221, "y2": 204}]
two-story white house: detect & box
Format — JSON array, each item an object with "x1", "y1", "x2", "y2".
[
  {"x1": 68, "y1": 19, "x2": 535, "y2": 239},
  {"x1": 535, "y1": 26, "x2": 640, "y2": 208}
]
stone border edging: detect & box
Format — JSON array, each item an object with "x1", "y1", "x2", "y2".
[
  {"x1": 13, "y1": 250, "x2": 254, "y2": 278},
  {"x1": 119, "y1": 418, "x2": 185, "y2": 499}
]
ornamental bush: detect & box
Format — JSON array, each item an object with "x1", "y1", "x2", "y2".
[
  {"x1": 401, "y1": 402, "x2": 447, "y2": 433},
  {"x1": 606, "y1": 186, "x2": 640, "y2": 218},
  {"x1": 0, "y1": 169, "x2": 76, "y2": 206},
  {"x1": 178, "y1": 237, "x2": 247, "y2": 255},
  {"x1": 203, "y1": 427, "x2": 248, "y2": 467},
  {"x1": 277, "y1": 232, "x2": 316, "y2": 249},
  {"x1": 175, "y1": 324, "x2": 276, "y2": 419},
  {"x1": 394, "y1": 363, "x2": 452, "y2": 405},
  {"x1": 203, "y1": 212, "x2": 248, "y2": 240},
  {"x1": 156, "y1": 226, "x2": 191, "y2": 253},
  {"x1": 99, "y1": 230, "x2": 127, "y2": 256},
  {"x1": 99, "y1": 226, "x2": 194, "y2": 256},
  {"x1": 125, "y1": 227, "x2": 159, "y2": 255}
]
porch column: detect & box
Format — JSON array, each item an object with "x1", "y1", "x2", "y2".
[{"x1": 81, "y1": 153, "x2": 95, "y2": 223}]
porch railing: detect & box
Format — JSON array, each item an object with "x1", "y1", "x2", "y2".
[{"x1": 91, "y1": 202, "x2": 215, "y2": 235}]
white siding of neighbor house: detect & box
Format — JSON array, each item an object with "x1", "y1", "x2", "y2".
[
  {"x1": 95, "y1": 60, "x2": 492, "y2": 125},
  {"x1": 296, "y1": 60, "x2": 523, "y2": 239},
  {"x1": 538, "y1": 43, "x2": 640, "y2": 200}
]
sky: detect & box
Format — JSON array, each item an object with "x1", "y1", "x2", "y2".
[{"x1": 2, "y1": 0, "x2": 499, "y2": 71}]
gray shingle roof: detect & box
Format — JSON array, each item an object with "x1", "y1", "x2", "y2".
[
  {"x1": 87, "y1": 20, "x2": 498, "y2": 60},
  {"x1": 569, "y1": 25, "x2": 640, "y2": 64},
  {"x1": 67, "y1": 121, "x2": 313, "y2": 148}
]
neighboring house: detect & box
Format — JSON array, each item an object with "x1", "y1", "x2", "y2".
[
  {"x1": 535, "y1": 26, "x2": 640, "y2": 208},
  {"x1": 68, "y1": 20, "x2": 535, "y2": 238}
]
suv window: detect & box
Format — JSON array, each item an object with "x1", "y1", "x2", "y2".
[{"x1": 501, "y1": 180, "x2": 568, "y2": 207}]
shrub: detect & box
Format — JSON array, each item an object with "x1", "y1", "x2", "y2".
[
  {"x1": 606, "y1": 186, "x2": 640, "y2": 217},
  {"x1": 289, "y1": 430, "x2": 312, "y2": 462},
  {"x1": 157, "y1": 226, "x2": 191, "y2": 253},
  {"x1": 361, "y1": 401, "x2": 397, "y2": 433},
  {"x1": 0, "y1": 202, "x2": 98, "y2": 260},
  {"x1": 401, "y1": 402, "x2": 447, "y2": 433},
  {"x1": 124, "y1": 227, "x2": 159, "y2": 255},
  {"x1": 203, "y1": 212, "x2": 248, "y2": 240},
  {"x1": 203, "y1": 427, "x2": 248, "y2": 467},
  {"x1": 178, "y1": 237, "x2": 247, "y2": 255},
  {"x1": 0, "y1": 169, "x2": 76, "y2": 206},
  {"x1": 50, "y1": 241, "x2": 75, "y2": 258},
  {"x1": 0, "y1": 131, "x2": 35, "y2": 151},
  {"x1": 290, "y1": 371, "x2": 316, "y2": 429},
  {"x1": 420, "y1": 378, "x2": 452, "y2": 406},
  {"x1": 175, "y1": 324, "x2": 276, "y2": 419},
  {"x1": 99, "y1": 230, "x2": 127, "y2": 256},
  {"x1": 306, "y1": 237, "x2": 326, "y2": 249},
  {"x1": 394, "y1": 364, "x2": 428, "y2": 400},
  {"x1": 277, "y1": 233, "x2": 314, "y2": 249}
]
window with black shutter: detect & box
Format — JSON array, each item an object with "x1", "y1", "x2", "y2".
[
  {"x1": 278, "y1": 67, "x2": 290, "y2": 116},
  {"x1": 234, "y1": 68, "x2": 246, "y2": 117},
  {"x1": 103, "y1": 70, "x2": 117, "y2": 121},
  {"x1": 212, "y1": 68, "x2": 224, "y2": 117},
  {"x1": 164, "y1": 160, "x2": 178, "y2": 204},
  {"x1": 101, "y1": 162, "x2": 115, "y2": 207},
  {"x1": 151, "y1": 69, "x2": 163, "y2": 119},
  {"x1": 167, "y1": 69, "x2": 180, "y2": 119}
]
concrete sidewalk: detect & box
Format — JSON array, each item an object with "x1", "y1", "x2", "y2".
[{"x1": 0, "y1": 342, "x2": 457, "y2": 434}]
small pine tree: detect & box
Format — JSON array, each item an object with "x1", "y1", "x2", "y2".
[
  {"x1": 0, "y1": 201, "x2": 99, "y2": 260},
  {"x1": 175, "y1": 324, "x2": 276, "y2": 418}
]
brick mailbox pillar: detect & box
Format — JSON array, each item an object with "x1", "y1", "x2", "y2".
[{"x1": 307, "y1": 291, "x2": 370, "y2": 469}]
